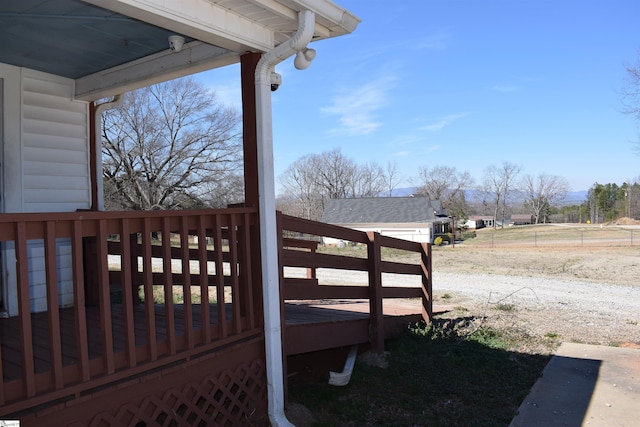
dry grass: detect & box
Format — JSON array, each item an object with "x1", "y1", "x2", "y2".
[
  {"x1": 319, "y1": 224, "x2": 640, "y2": 286},
  {"x1": 434, "y1": 226, "x2": 640, "y2": 287}
]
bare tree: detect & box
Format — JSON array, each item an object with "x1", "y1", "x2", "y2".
[
  {"x1": 412, "y1": 165, "x2": 473, "y2": 215},
  {"x1": 101, "y1": 77, "x2": 242, "y2": 210},
  {"x1": 622, "y1": 56, "x2": 640, "y2": 121},
  {"x1": 315, "y1": 148, "x2": 359, "y2": 199},
  {"x1": 352, "y1": 161, "x2": 386, "y2": 198},
  {"x1": 622, "y1": 55, "x2": 640, "y2": 151},
  {"x1": 198, "y1": 171, "x2": 245, "y2": 208},
  {"x1": 482, "y1": 161, "x2": 522, "y2": 228},
  {"x1": 384, "y1": 161, "x2": 402, "y2": 197},
  {"x1": 279, "y1": 148, "x2": 394, "y2": 220},
  {"x1": 278, "y1": 154, "x2": 325, "y2": 220},
  {"x1": 521, "y1": 173, "x2": 570, "y2": 223}
]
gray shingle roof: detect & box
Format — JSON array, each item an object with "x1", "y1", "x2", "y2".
[{"x1": 321, "y1": 197, "x2": 439, "y2": 224}]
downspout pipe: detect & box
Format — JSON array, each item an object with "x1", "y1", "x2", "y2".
[
  {"x1": 255, "y1": 9, "x2": 315, "y2": 427},
  {"x1": 93, "y1": 95, "x2": 123, "y2": 211}
]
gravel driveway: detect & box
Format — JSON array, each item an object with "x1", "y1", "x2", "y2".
[
  {"x1": 297, "y1": 246, "x2": 640, "y2": 350},
  {"x1": 431, "y1": 271, "x2": 640, "y2": 348}
]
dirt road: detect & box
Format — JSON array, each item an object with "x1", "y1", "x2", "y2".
[{"x1": 309, "y1": 245, "x2": 640, "y2": 352}]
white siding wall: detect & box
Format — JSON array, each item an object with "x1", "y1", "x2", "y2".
[
  {"x1": 22, "y1": 71, "x2": 91, "y2": 212},
  {"x1": 324, "y1": 225, "x2": 432, "y2": 245},
  {"x1": 1, "y1": 65, "x2": 90, "y2": 316}
]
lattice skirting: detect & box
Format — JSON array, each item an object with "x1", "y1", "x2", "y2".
[
  {"x1": 22, "y1": 338, "x2": 268, "y2": 427},
  {"x1": 89, "y1": 359, "x2": 266, "y2": 426}
]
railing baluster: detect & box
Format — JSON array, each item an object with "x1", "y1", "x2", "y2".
[
  {"x1": 161, "y1": 217, "x2": 176, "y2": 355},
  {"x1": 0, "y1": 330, "x2": 4, "y2": 405},
  {"x1": 420, "y1": 242, "x2": 433, "y2": 322},
  {"x1": 120, "y1": 219, "x2": 136, "y2": 368},
  {"x1": 71, "y1": 220, "x2": 90, "y2": 382},
  {"x1": 142, "y1": 218, "x2": 157, "y2": 361},
  {"x1": 213, "y1": 215, "x2": 226, "y2": 338},
  {"x1": 241, "y1": 213, "x2": 255, "y2": 329},
  {"x1": 96, "y1": 219, "x2": 115, "y2": 374},
  {"x1": 197, "y1": 215, "x2": 211, "y2": 342},
  {"x1": 44, "y1": 221, "x2": 63, "y2": 389},
  {"x1": 229, "y1": 215, "x2": 241, "y2": 334},
  {"x1": 180, "y1": 216, "x2": 194, "y2": 349},
  {"x1": 15, "y1": 222, "x2": 35, "y2": 397},
  {"x1": 366, "y1": 231, "x2": 384, "y2": 352},
  {"x1": 0, "y1": 208, "x2": 260, "y2": 411}
]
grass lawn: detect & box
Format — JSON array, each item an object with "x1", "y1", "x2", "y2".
[{"x1": 287, "y1": 319, "x2": 551, "y2": 427}]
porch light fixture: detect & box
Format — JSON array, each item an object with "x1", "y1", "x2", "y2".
[{"x1": 293, "y1": 47, "x2": 316, "y2": 70}]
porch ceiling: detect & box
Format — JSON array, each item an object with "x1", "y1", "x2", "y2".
[{"x1": 0, "y1": 0, "x2": 359, "y2": 100}]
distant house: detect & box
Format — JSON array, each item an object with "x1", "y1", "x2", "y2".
[
  {"x1": 467, "y1": 215, "x2": 496, "y2": 228},
  {"x1": 321, "y1": 196, "x2": 449, "y2": 244},
  {"x1": 465, "y1": 216, "x2": 487, "y2": 230},
  {"x1": 510, "y1": 214, "x2": 534, "y2": 225}
]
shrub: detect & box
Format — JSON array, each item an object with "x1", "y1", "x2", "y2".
[{"x1": 434, "y1": 236, "x2": 443, "y2": 246}]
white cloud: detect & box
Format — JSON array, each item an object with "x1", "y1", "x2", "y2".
[
  {"x1": 393, "y1": 150, "x2": 411, "y2": 157},
  {"x1": 321, "y1": 76, "x2": 395, "y2": 136},
  {"x1": 416, "y1": 32, "x2": 451, "y2": 51},
  {"x1": 427, "y1": 144, "x2": 441, "y2": 153},
  {"x1": 211, "y1": 84, "x2": 242, "y2": 109},
  {"x1": 391, "y1": 134, "x2": 424, "y2": 146},
  {"x1": 422, "y1": 113, "x2": 469, "y2": 132}
]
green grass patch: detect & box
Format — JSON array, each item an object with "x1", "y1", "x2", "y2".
[
  {"x1": 288, "y1": 318, "x2": 550, "y2": 426},
  {"x1": 495, "y1": 303, "x2": 517, "y2": 312}
]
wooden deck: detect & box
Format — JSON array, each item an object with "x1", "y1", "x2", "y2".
[
  {"x1": 0, "y1": 209, "x2": 432, "y2": 422},
  {"x1": 0, "y1": 299, "x2": 422, "y2": 384},
  {"x1": 284, "y1": 299, "x2": 423, "y2": 355}
]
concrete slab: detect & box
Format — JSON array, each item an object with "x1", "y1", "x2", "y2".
[{"x1": 510, "y1": 343, "x2": 640, "y2": 427}]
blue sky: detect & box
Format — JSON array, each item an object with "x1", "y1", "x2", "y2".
[{"x1": 199, "y1": 0, "x2": 640, "y2": 193}]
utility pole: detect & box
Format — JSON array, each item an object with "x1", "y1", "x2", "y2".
[{"x1": 451, "y1": 216, "x2": 455, "y2": 248}]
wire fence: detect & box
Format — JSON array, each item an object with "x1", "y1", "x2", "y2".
[{"x1": 466, "y1": 226, "x2": 639, "y2": 248}]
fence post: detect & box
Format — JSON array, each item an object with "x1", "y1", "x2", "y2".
[
  {"x1": 420, "y1": 242, "x2": 433, "y2": 322},
  {"x1": 366, "y1": 232, "x2": 384, "y2": 352}
]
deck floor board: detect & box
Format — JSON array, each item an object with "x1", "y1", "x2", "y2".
[{"x1": 0, "y1": 299, "x2": 421, "y2": 382}]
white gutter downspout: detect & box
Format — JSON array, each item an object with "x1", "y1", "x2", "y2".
[
  {"x1": 93, "y1": 95, "x2": 123, "y2": 211},
  {"x1": 255, "y1": 9, "x2": 316, "y2": 427}
]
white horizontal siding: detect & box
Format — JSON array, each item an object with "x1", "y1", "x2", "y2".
[
  {"x1": 23, "y1": 146, "x2": 89, "y2": 164},
  {"x1": 21, "y1": 71, "x2": 90, "y2": 213},
  {"x1": 26, "y1": 239, "x2": 74, "y2": 313},
  {"x1": 22, "y1": 72, "x2": 79, "y2": 98},
  {"x1": 4, "y1": 69, "x2": 91, "y2": 316},
  {"x1": 22, "y1": 161, "x2": 89, "y2": 177}
]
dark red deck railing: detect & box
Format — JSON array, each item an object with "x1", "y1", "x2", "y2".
[
  {"x1": 0, "y1": 208, "x2": 260, "y2": 415},
  {"x1": 277, "y1": 212, "x2": 432, "y2": 352}
]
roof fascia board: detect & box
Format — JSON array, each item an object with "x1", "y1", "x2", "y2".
[
  {"x1": 244, "y1": 0, "x2": 330, "y2": 39},
  {"x1": 83, "y1": 0, "x2": 275, "y2": 52},
  {"x1": 75, "y1": 42, "x2": 238, "y2": 100},
  {"x1": 281, "y1": 0, "x2": 360, "y2": 35}
]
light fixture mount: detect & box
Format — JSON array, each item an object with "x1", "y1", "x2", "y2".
[{"x1": 294, "y1": 47, "x2": 317, "y2": 70}]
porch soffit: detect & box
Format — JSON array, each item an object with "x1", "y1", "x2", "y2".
[{"x1": 1, "y1": 0, "x2": 359, "y2": 100}]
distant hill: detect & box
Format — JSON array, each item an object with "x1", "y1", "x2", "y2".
[
  {"x1": 383, "y1": 188, "x2": 588, "y2": 205},
  {"x1": 562, "y1": 190, "x2": 588, "y2": 205}
]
